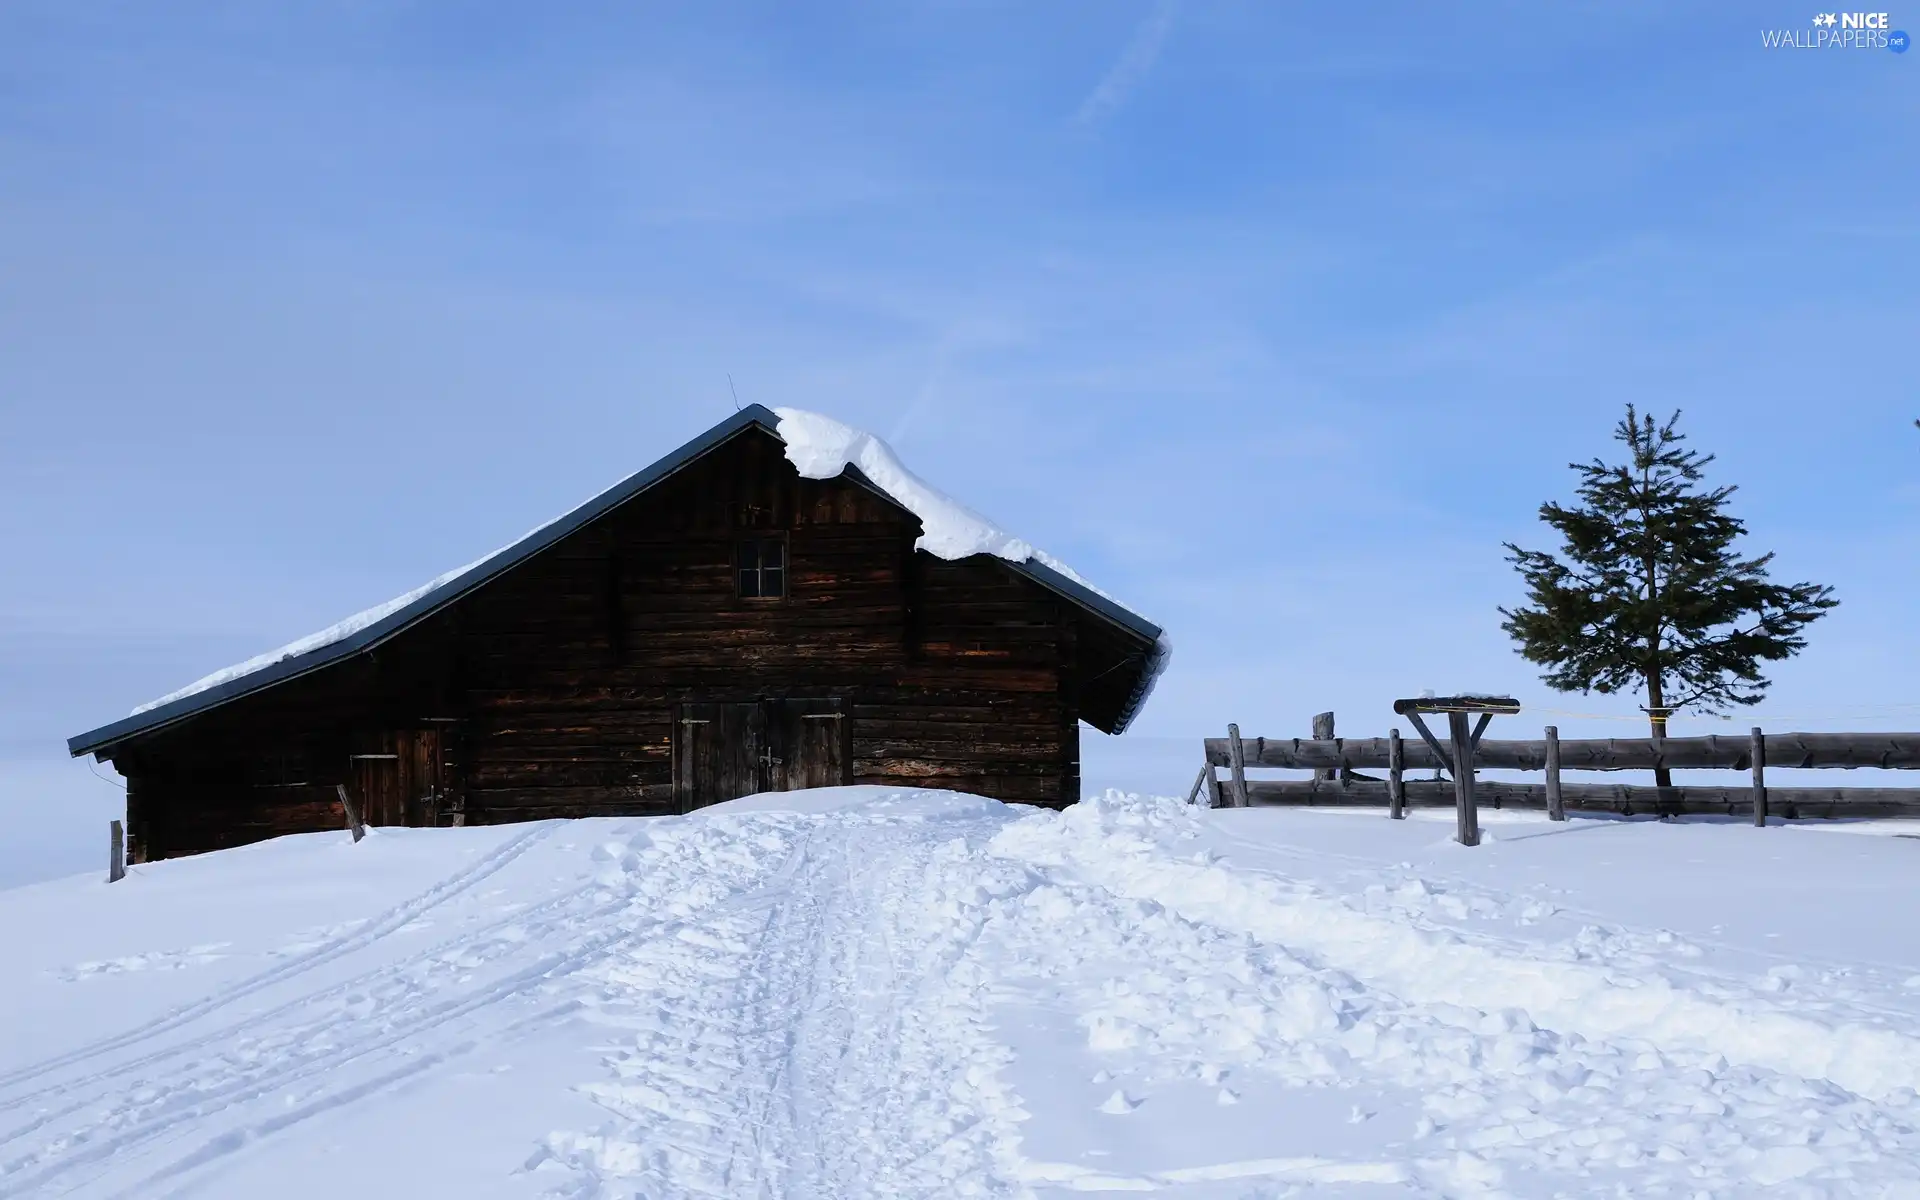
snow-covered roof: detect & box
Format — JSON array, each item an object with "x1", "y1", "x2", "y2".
[
  {"x1": 71, "y1": 405, "x2": 1167, "y2": 757},
  {"x1": 129, "y1": 552, "x2": 500, "y2": 719}
]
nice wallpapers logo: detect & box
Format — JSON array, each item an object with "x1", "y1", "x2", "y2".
[{"x1": 1762, "y1": 11, "x2": 1910, "y2": 49}]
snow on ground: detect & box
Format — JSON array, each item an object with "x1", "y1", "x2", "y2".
[{"x1": 5, "y1": 791, "x2": 1920, "y2": 1198}]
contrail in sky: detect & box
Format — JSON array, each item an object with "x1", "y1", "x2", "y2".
[{"x1": 1075, "y1": 0, "x2": 1179, "y2": 125}]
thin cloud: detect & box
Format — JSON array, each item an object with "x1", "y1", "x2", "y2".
[{"x1": 1074, "y1": 0, "x2": 1178, "y2": 125}]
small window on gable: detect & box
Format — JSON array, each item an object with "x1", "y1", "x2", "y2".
[{"x1": 736, "y1": 537, "x2": 787, "y2": 599}]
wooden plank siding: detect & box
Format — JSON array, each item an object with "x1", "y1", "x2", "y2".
[{"x1": 108, "y1": 427, "x2": 1105, "y2": 861}]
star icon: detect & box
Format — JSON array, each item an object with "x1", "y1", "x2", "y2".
[{"x1": 1814, "y1": 12, "x2": 1838, "y2": 26}]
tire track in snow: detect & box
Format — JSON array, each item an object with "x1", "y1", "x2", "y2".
[{"x1": 0, "y1": 821, "x2": 560, "y2": 1098}]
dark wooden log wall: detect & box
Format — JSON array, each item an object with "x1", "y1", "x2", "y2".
[
  {"x1": 453, "y1": 430, "x2": 1077, "y2": 820},
  {"x1": 109, "y1": 646, "x2": 452, "y2": 862},
  {"x1": 110, "y1": 427, "x2": 1114, "y2": 860}
]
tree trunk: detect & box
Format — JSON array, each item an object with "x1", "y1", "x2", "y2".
[
  {"x1": 1638, "y1": 475, "x2": 1672, "y2": 790},
  {"x1": 1645, "y1": 668, "x2": 1672, "y2": 789}
]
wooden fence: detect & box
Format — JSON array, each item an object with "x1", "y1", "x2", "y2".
[{"x1": 1190, "y1": 713, "x2": 1920, "y2": 823}]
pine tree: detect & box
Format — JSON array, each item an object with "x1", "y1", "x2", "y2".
[{"x1": 1500, "y1": 406, "x2": 1837, "y2": 787}]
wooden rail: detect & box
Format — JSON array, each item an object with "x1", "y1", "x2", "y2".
[
  {"x1": 1196, "y1": 714, "x2": 1920, "y2": 833},
  {"x1": 1242, "y1": 779, "x2": 1920, "y2": 819},
  {"x1": 1202, "y1": 733, "x2": 1920, "y2": 773}
]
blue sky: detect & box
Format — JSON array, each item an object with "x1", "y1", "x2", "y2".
[{"x1": 3, "y1": 2, "x2": 1915, "y2": 886}]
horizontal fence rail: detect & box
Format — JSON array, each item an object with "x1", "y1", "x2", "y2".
[
  {"x1": 1244, "y1": 779, "x2": 1920, "y2": 820},
  {"x1": 1203, "y1": 733, "x2": 1920, "y2": 774},
  {"x1": 1196, "y1": 712, "x2": 1920, "y2": 835}
]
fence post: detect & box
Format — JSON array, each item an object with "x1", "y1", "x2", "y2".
[
  {"x1": 1387, "y1": 728, "x2": 1405, "y2": 819},
  {"x1": 1312, "y1": 711, "x2": 1336, "y2": 781},
  {"x1": 1751, "y1": 726, "x2": 1767, "y2": 827},
  {"x1": 1544, "y1": 726, "x2": 1565, "y2": 821},
  {"x1": 1186, "y1": 764, "x2": 1210, "y2": 807},
  {"x1": 1227, "y1": 724, "x2": 1250, "y2": 808},
  {"x1": 1447, "y1": 710, "x2": 1480, "y2": 846},
  {"x1": 108, "y1": 820, "x2": 125, "y2": 883},
  {"x1": 338, "y1": 783, "x2": 367, "y2": 843}
]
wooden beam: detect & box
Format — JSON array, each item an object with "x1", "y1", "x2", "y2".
[
  {"x1": 1239, "y1": 778, "x2": 1920, "y2": 818},
  {"x1": 1469, "y1": 712, "x2": 1493, "y2": 752},
  {"x1": 1387, "y1": 728, "x2": 1405, "y2": 820},
  {"x1": 1312, "y1": 712, "x2": 1336, "y2": 781},
  {"x1": 108, "y1": 820, "x2": 125, "y2": 883},
  {"x1": 1448, "y1": 710, "x2": 1480, "y2": 847},
  {"x1": 1401, "y1": 712, "x2": 1454, "y2": 777},
  {"x1": 1227, "y1": 723, "x2": 1250, "y2": 809},
  {"x1": 1186, "y1": 764, "x2": 1210, "y2": 807},
  {"x1": 1393, "y1": 695, "x2": 1519, "y2": 715},
  {"x1": 901, "y1": 535, "x2": 924, "y2": 661},
  {"x1": 1760, "y1": 732, "x2": 1920, "y2": 769},
  {"x1": 1202, "y1": 731, "x2": 1920, "y2": 773},
  {"x1": 337, "y1": 783, "x2": 367, "y2": 843},
  {"x1": 1206, "y1": 766, "x2": 1223, "y2": 809},
  {"x1": 1544, "y1": 725, "x2": 1565, "y2": 822},
  {"x1": 604, "y1": 553, "x2": 628, "y2": 667},
  {"x1": 1752, "y1": 726, "x2": 1767, "y2": 828}
]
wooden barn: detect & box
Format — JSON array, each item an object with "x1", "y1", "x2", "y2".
[{"x1": 69, "y1": 406, "x2": 1167, "y2": 863}]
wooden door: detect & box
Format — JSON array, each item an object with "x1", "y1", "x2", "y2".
[
  {"x1": 675, "y1": 702, "x2": 765, "y2": 812},
  {"x1": 403, "y1": 728, "x2": 444, "y2": 826},
  {"x1": 350, "y1": 741, "x2": 402, "y2": 827},
  {"x1": 348, "y1": 729, "x2": 443, "y2": 827},
  {"x1": 769, "y1": 698, "x2": 849, "y2": 792}
]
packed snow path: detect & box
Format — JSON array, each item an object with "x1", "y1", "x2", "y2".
[{"x1": 5, "y1": 791, "x2": 1920, "y2": 1197}]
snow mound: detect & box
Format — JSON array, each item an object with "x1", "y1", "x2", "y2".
[{"x1": 698, "y1": 784, "x2": 1006, "y2": 820}]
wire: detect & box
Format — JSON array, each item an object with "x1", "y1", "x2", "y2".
[
  {"x1": 86, "y1": 761, "x2": 126, "y2": 790},
  {"x1": 1171, "y1": 704, "x2": 1920, "y2": 741},
  {"x1": 1528, "y1": 703, "x2": 1920, "y2": 726}
]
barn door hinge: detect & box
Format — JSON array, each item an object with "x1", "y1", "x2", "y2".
[{"x1": 800, "y1": 713, "x2": 844, "y2": 720}]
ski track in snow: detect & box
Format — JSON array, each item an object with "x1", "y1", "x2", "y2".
[
  {"x1": 532, "y1": 808, "x2": 1029, "y2": 1197},
  {"x1": 6, "y1": 792, "x2": 1920, "y2": 1197},
  {"x1": 0, "y1": 822, "x2": 560, "y2": 1103}
]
